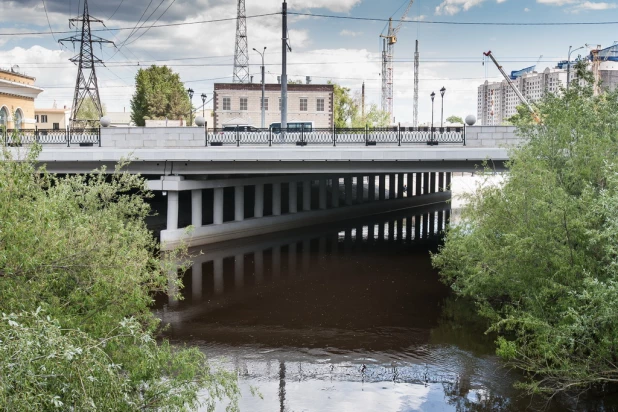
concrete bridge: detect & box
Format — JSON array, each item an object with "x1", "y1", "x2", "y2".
[{"x1": 7, "y1": 126, "x2": 520, "y2": 249}]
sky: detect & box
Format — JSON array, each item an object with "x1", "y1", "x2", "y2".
[{"x1": 1, "y1": 0, "x2": 617, "y2": 124}]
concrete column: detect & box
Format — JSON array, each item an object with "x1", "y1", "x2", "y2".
[
  {"x1": 388, "y1": 174, "x2": 396, "y2": 200},
  {"x1": 423, "y1": 173, "x2": 430, "y2": 195},
  {"x1": 235, "y1": 186, "x2": 244, "y2": 221},
  {"x1": 254, "y1": 251, "x2": 264, "y2": 283},
  {"x1": 191, "y1": 189, "x2": 202, "y2": 228},
  {"x1": 302, "y1": 239, "x2": 310, "y2": 273},
  {"x1": 397, "y1": 173, "x2": 405, "y2": 198},
  {"x1": 378, "y1": 175, "x2": 386, "y2": 200},
  {"x1": 272, "y1": 246, "x2": 281, "y2": 278},
  {"x1": 406, "y1": 216, "x2": 413, "y2": 241},
  {"x1": 289, "y1": 181, "x2": 298, "y2": 213},
  {"x1": 214, "y1": 258, "x2": 224, "y2": 295},
  {"x1": 415, "y1": 173, "x2": 422, "y2": 196},
  {"x1": 429, "y1": 173, "x2": 436, "y2": 194},
  {"x1": 319, "y1": 179, "x2": 327, "y2": 210},
  {"x1": 446, "y1": 172, "x2": 452, "y2": 191},
  {"x1": 437, "y1": 210, "x2": 444, "y2": 235},
  {"x1": 344, "y1": 176, "x2": 353, "y2": 206},
  {"x1": 303, "y1": 180, "x2": 311, "y2": 211},
  {"x1": 167, "y1": 191, "x2": 179, "y2": 230},
  {"x1": 407, "y1": 173, "x2": 413, "y2": 197},
  {"x1": 235, "y1": 254, "x2": 244, "y2": 289},
  {"x1": 272, "y1": 183, "x2": 282, "y2": 216},
  {"x1": 332, "y1": 178, "x2": 340, "y2": 208},
  {"x1": 213, "y1": 188, "x2": 224, "y2": 225},
  {"x1": 397, "y1": 218, "x2": 404, "y2": 242},
  {"x1": 368, "y1": 175, "x2": 376, "y2": 201},
  {"x1": 438, "y1": 172, "x2": 445, "y2": 192},
  {"x1": 378, "y1": 222, "x2": 385, "y2": 241},
  {"x1": 192, "y1": 262, "x2": 202, "y2": 301},
  {"x1": 368, "y1": 223, "x2": 375, "y2": 242},
  {"x1": 415, "y1": 215, "x2": 421, "y2": 240},
  {"x1": 254, "y1": 183, "x2": 264, "y2": 218},
  {"x1": 288, "y1": 243, "x2": 297, "y2": 275},
  {"x1": 356, "y1": 175, "x2": 364, "y2": 203}
]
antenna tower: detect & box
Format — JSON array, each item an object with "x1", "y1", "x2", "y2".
[
  {"x1": 233, "y1": 0, "x2": 250, "y2": 83},
  {"x1": 59, "y1": 0, "x2": 113, "y2": 127},
  {"x1": 413, "y1": 40, "x2": 419, "y2": 127}
]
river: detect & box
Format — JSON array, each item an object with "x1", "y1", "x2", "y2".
[{"x1": 153, "y1": 175, "x2": 616, "y2": 411}]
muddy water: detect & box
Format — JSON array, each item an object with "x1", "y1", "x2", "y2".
[{"x1": 154, "y1": 200, "x2": 614, "y2": 411}]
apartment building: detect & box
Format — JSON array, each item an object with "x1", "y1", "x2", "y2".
[
  {"x1": 213, "y1": 83, "x2": 334, "y2": 129},
  {"x1": 0, "y1": 67, "x2": 44, "y2": 130}
]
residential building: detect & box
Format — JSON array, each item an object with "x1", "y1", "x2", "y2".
[
  {"x1": 35, "y1": 107, "x2": 70, "y2": 130},
  {"x1": 0, "y1": 67, "x2": 44, "y2": 130},
  {"x1": 213, "y1": 83, "x2": 334, "y2": 129}
]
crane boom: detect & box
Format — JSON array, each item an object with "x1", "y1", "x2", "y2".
[{"x1": 483, "y1": 50, "x2": 535, "y2": 115}]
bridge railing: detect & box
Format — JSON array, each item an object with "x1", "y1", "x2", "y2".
[
  {"x1": 1, "y1": 127, "x2": 101, "y2": 147},
  {"x1": 206, "y1": 126, "x2": 465, "y2": 147}
]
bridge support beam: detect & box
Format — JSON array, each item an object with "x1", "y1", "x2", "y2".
[
  {"x1": 191, "y1": 189, "x2": 202, "y2": 228},
  {"x1": 356, "y1": 175, "x2": 363, "y2": 203},
  {"x1": 303, "y1": 180, "x2": 311, "y2": 211},
  {"x1": 289, "y1": 181, "x2": 298, "y2": 214},
  {"x1": 332, "y1": 177, "x2": 340, "y2": 208},
  {"x1": 398, "y1": 173, "x2": 405, "y2": 198},
  {"x1": 235, "y1": 186, "x2": 244, "y2": 221},
  {"x1": 407, "y1": 173, "x2": 413, "y2": 197},
  {"x1": 167, "y1": 191, "x2": 179, "y2": 231},
  {"x1": 319, "y1": 179, "x2": 327, "y2": 210},
  {"x1": 345, "y1": 177, "x2": 353, "y2": 206},
  {"x1": 368, "y1": 175, "x2": 375, "y2": 202},
  {"x1": 213, "y1": 188, "x2": 224, "y2": 225},
  {"x1": 255, "y1": 184, "x2": 264, "y2": 218},
  {"x1": 430, "y1": 173, "x2": 436, "y2": 194},
  {"x1": 379, "y1": 175, "x2": 386, "y2": 200},
  {"x1": 272, "y1": 183, "x2": 282, "y2": 216}
]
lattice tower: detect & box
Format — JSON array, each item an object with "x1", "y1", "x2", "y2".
[
  {"x1": 233, "y1": 0, "x2": 250, "y2": 83},
  {"x1": 413, "y1": 40, "x2": 419, "y2": 127},
  {"x1": 59, "y1": 0, "x2": 113, "y2": 127}
]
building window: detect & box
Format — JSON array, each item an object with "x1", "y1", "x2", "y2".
[
  {"x1": 223, "y1": 97, "x2": 231, "y2": 111},
  {"x1": 261, "y1": 97, "x2": 268, "y2": 111},
  {"x1": 240, "y1": 97, "x2": 248, "y2": 111},
  {"x1": 300, "y1": 98, "x2": 308, "y2": 111},
  {"x1": 0, "y1": 107, "x2": 7, "y2": 126},
  {"x1": 316, "y1": 98, "x2": 325, "y2": 112},
  {"x1": 53, "y1": 123, "x2": 59, "y2": 130},
  {"x1": 40, "y1": 115, "x2": 48, "y2": 123}
]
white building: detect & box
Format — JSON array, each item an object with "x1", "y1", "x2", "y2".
[{"x1": 213, "y1": 83, "x2": 334, "y2": 129}]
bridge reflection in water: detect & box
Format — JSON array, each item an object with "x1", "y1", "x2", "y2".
[{"x1": 154, "y1": 204, "x2": 575, "y2": 412}]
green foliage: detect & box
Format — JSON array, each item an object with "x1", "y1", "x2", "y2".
[
  {"x1": 130, "y1": 65, "x2": 192, "y2": 126},
  {"x1": 75, "y1": 97, "x2": 106, "y2": 123},
  {"x1": 330, "y1": 81, "x2": 390, "y2": 127},
  {"x1": 432, "y1": 69, "x2": 618, "y2": 397},
  {"x1": 446, "y1": 115, "x2": 463, "y2": 124},
  {"x1": 0, "y1": 146, "x2": 239, "y2": 410}
]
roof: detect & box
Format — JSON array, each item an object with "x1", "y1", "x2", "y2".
[
  {"x1": 0, "y1": 67, "x2": 36, "y2": 81},
  {"x1": 35, "y1": 108, "x2": 70, "y2": 113}
]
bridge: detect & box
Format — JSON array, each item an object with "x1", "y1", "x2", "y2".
[{"x1": 6, "y1": 126, "x2": 520, "y2": 249}]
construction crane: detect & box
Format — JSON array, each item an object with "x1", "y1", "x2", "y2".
[
  {"x1": 483, "y1": 50, "x2": 540, "y2": 123},
  {"x1": 380, "y1": 0, "x2": 415, "y2": 123}
]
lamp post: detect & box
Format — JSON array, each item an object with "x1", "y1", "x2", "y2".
[
  {"x1": 430, "y1": 91, "x2": 436, "y2": 145},
  {"x1": 252, "y1": 46, "x2": 267, "y2": 128},
  {"x1": 201, "y1": 93, "x2": 207, "y2": 118},
  {"x1": 187, "y1": 88, "x2": 194, "y2": 126},
  {"x1": 567, "y1": 45, "x2": 584, "y2": 92},
  {"x1": 440, "y1": 86, "x2": 446, "y2": 131}
]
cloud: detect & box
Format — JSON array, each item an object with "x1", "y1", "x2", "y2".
[
  {"x1": 435, "y1": 0, "x2": 507, "y2": 15},
  {"x1": 575, "y1": 1, "x2": 617, "y2": 9},
  {"x1": 340, "y1": 29, "x2": 362, "y2": 37},
  {"x1": 536, "y1": 0, "x2": 617, "y2": 11},
  {"x1": 524, "y1": 7, "x2": 531, "y2": 11}
]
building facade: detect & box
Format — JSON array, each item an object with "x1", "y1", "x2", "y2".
[
  {"x1": 0, "y1": 68, "x2": 44, "y2": 130},
  {"x1": 35, "y1": 107, "x2": 71, "y2": 130},
  {"x1": 213, "y1": 83, "x2": 334, "y2": 129}
]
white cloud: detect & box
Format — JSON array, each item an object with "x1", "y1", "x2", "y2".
[
  {"x1": 575, "y1": 1, "x2": 617, "y2": 9},
  {"x1": 435, "y1": 0, "x2": 507, "y2": 15},
  {"x1": 340, "y1": 30, "x2": 362, "y2": 37},
  {"x1": 536, "y1": 0, "x2": 617, "y2": 11},
  {"x1": 524, "y1": 7, "x2": 531, "y2": 11}
]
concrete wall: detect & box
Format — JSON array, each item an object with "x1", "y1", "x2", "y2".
[
  {"x1": 465, "y1": 126, "x2": 522, "y2": 148},
  {"x1": 101, "y1": 127, "x2": 205, "y2": 148}
]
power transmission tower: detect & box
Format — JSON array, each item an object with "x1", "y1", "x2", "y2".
[
  {"x1": 413, "y1": 40, "x2": 419, "y2": 127},
  {"x1": 59, "y1": 0, "x2": 113, "y2": 127},
  {"x1": 233, "y1": 0, "x2": 250, "y2": 83}
]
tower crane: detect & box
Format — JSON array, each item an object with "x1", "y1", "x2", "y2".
[
  {"x1": 483, "y1": 50, "x2": 540, "y2": 123},
  {"x1": 380, "y1": 0, "x2": 415, "y2": 123}
]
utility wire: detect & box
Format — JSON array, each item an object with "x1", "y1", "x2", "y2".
[
  {"x1": 41, "y1": 0, "x2": 57, "y2": 43},
  {"x1": 125, "y1": 0, "x2": 177, "y2": 46},
  {"x1": 108, "y1": 0, "x2": 125, "y2": 20}
]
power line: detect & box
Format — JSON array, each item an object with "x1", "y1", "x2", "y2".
[
  {"x1": 124, "y1": 0, "x2": 177, "y2": 47},
  {"x1": 288, "y1": 11, "x2": 618, "y2": 26},
  {"x1": 0, "y1": 13, "x2": 280, "y2": 37},
  {"x1": 41, "y1": 0, "x2": 57, "y2": 43},
  {"x1": 108, "y1": 0, "x2": 125, "y2": 20}
]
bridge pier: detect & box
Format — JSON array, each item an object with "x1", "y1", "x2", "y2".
[
  {"x1": 214, "y1": 188, "x2": 224, "y2": 224},
  {"x1": 273, "y1": 183, "x2": 282, "y2": 216},
  {"x1": 319, "y1": 179, "x2": 327, "y2": 210},
  {"x1": 388, "y1": 174, "x2": 396, "y2": 199},
  {"x1": 368, "y1": 175, "x2": 375, "y2": 201},
  {"x1": 235, "y1": 186, "x2": 244, "y2": 221},
  {"x1": 398, "y1": 173, "x2": 405, "y2": 198},
  {"x1": 255, "y1": 184, "x2": 264, "y2": 218},
  {"x1": 345, "y1": 177, "x2": 353, "y2": 206},
  {"x1": 289, "y1": 181, "x2": 298, "y2": 214},
  {"x1": 192, "y1": 189, "x2": 202, "y2": 228},
  {"x1": 303, "y1": 180, "x2": 311, "y2": 211},
  {"x1": 167, "y1": 191, "x2": 179, "y2": 231}
]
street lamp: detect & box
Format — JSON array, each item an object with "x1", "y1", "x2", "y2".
[
  {"x1": 201, "y1": 93, "x2": 207, "y2": 118},
  {"x1": 440, "y1": 86, "x2": 446, "y2": 130},
  {"x1": 429, "y1": 91, "x2": 436, "y2": 145},
  {"x1": 567, "y1": 45, "x2": 584, "y2": 92},
  {"x1": 252, "y1": 46, "x2": 267, "y2": 128},
  {"x1": 187, "y1": 88, "x2": 194, "y2": 126}
]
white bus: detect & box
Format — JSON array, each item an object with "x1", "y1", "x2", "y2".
[{"x1": 269, "y1": 121, "x2": 314, "y2": 133}]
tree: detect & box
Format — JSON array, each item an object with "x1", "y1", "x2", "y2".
[
  {"x1": 432, "y1": 63, "x2": 618, "y2": 397},
  {"x1": 446, "y1": 115, "x2": 463, "y2": 124},
  {"x1": 130, "y1": 65, "x2": 192, "y2": 126},
  {"x1": 0, "y1": 146, "x2": 239, "y2": 410},
  {"x1": 330, "y1": 82, "x2": 390, "y2": 127},
  {"x1": 75, "y1": 97, "x2": 106, "y2": 124}
]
